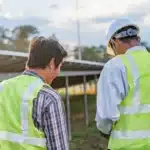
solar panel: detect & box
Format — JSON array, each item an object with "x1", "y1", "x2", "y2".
[{"x1": 0, "y1": 50, "x2": 104, "y2": 88}]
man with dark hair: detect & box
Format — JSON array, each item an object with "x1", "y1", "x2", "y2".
[
  {"x1": 96, "y1": 18, "x2": 150, "y2": 150},
  {"x1": 0, "y1": 36, "x2": 68, "y2": 150},
  {"x1": 27, "y1": 36, "x2": 67, "y2": 70}
]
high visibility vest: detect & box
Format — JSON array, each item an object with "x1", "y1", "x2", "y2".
[
  {"x1": 108, "y1": 50, "x2": 150, "y2": 150},
  {"x1": 0, "y1": 75, "x2": 49, "y2": 150}
]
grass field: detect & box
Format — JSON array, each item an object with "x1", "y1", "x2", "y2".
[{"x1": 63, "y1": 95, "x2": 108, "y2": 150}]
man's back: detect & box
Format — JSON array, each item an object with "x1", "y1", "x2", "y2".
[
  {"x1": 23, "y1": 71, "x2": 69, "y2": 150},
  {"x1": 109, "y1": 49, "x2": 150, "y2": 149},
  {"x1": 96, "y1": 46, "x2": 150, "y2": 149},
  {"x1": 32, "y1": 79, "x2": 68, "y2": 150},
  {"x1": 0, "y1": 73, "x2": 68, "y2": 150}
]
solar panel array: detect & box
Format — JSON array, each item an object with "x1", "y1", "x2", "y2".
[{"x1": 0, "y1": 50, "x2": 105, "y2": 88}]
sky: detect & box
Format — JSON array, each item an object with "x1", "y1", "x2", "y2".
[{"x1": 0, "y1": 0, "x2": 150, "y2": 49}]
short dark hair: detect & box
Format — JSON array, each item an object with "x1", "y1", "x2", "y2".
[
  {"x1": 26, "y1": 36, "x2": 67, "y2": 69},
  {"x1": 114, "y1": 26, "x2": 140, "y2": 43}
]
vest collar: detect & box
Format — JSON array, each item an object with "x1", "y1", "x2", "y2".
[{"x1": 23, "y1": 70, "x2": 45, "y2": 83}]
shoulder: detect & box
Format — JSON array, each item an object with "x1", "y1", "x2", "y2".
[
  {"x1": 42, "y1": 84, "x2": 61, "y2": 100},
  {"x1": 99, "y1": 56, "x2": 127, "y2": 83},
  {"x1": 39, "y1": 84, "x2": 62, "y2": 108},
  {"x1": 102, "y1": 56, "x2": 126, "y2": 74},
  {"x1": 104, "y1": 55, "x2": 125, "y2": 70}
]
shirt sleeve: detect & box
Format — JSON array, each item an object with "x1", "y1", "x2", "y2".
[
  {"x1": 32, "y1": 87, "x2": 69, "y2": 150},
  {"x1": 43, "y1": 93, "x2": 69, "y2": 150},
  {"x1": 95, "y1": 59, "x2": 128, "y2": 135}
]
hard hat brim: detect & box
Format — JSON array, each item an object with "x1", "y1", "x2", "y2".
[{"x1": 106, "y1": 24, "x2": 140, "y2": 46}]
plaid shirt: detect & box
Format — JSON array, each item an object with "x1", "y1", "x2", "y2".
[{"x1": 23, "y1": 70, "x2": 69, "y2": 150}]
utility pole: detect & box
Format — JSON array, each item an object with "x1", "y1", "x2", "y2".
[
  {"x1": 0, "y1": 0, "x2": 3, "y2": 14},
  {"x1": 76, "y1": 0, "x2": 82, "y2": 60}
]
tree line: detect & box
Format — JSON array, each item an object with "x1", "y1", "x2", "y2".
[
  {"x1": 0, "y1": 25, "x2": 150, "y2": 62},
  {"x1": 0, "y1": 25, "x2": 38, "y2": 52}
]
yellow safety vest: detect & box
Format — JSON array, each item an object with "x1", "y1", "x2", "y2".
[
  {"x1": 0, "y1": 75, "x2": 49, "y2": 150},
  {"x1": 108, "y1": 50, "x2": 150, "y2": 150}
]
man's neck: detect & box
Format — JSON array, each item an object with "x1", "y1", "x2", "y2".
[
  {"x1": 26, "y1": 68, "x2": 52, "y2": 84},
  {"x1": 124, "y1": 42, "x2": 139, "y2": 53}
]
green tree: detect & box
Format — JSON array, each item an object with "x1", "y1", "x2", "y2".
[
  {"x1": 74, "y1": 45, "x2": 110, "y2": 62},
  {"x1": 12, "y1": 25, "x2": 39, "y2": 51},
  {"x1": 0, "y1": 26, "x2": 13, "y2": 50},
  {"x1": 74, "y1": 46, "x2": 100, "y2": 61},
  {"x1": 12, "y1": 25, "x2": 39, "y2": 40}
]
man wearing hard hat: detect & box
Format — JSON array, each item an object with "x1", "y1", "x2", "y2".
[{"x1": 95, "y1": 18, "x2": 150, "y2": 150}]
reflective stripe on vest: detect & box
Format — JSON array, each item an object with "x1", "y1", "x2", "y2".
[
  {"x1": 0, "y1": 131, "x2": 45, "y2": 147},
  {"x1": 111, "y1": 130, "x2": 150, "y2": 139},
  {"x1": 108, "y1": 50, "x2": 150, "y2": 149},
  {"x1": 111, "y1": 53, "x2": 149, "y2": 138},
  {"x1": 21, "y1": 78, "x2": 43, "y2": 136},
  {"x1": 126, "y1": 53, "x2": 140, "y2": 105},
  {"x1": 0, "y1": 78, "x2": 46, "y2": 147},
  {"x1": 119, "y1": 104, "x2": 150, "y2": 114},
  {"x1": 118, "y1": 54, "x2": 150, "y2": 115}
]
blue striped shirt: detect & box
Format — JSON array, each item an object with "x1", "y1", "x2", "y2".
[{"x1": 95, "y1": 46, "x2": 147, "y2": 134}]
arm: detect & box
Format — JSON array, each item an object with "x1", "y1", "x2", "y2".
[
  {"x1": 43, "y1": 93, "x2": 69, "y2": 150},
  {"x1": 95, "y1": 60, "x2": 128, "y2": 135},
  {"x1": 32, "y1": 88, "x2": 68, "y2": 150}
]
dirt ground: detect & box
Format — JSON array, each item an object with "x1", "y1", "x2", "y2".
[{"x1": 63, "y1": 95, "x2": 108, "y2": 150}]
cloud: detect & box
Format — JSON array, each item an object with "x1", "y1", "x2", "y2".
[
  {"x1": 91, "y1": 16, "x2": 119, "y2": 24},
  {"x1": 39, "y1": 23, "x2": 106, "y2": 48},
  {"x1": 47, "y1": 0, "x2": 150, "y2": 36},
  {"x1": 4, "y1": 12, "x2": 12, "y2": 19},
  {"x1": 89, "y1": 0, "x2": 148, "y2": 25},
  {"x1": 60, "y1": 40, "x2": 77, "y2": 50},
  {"x1": 80, "y1": 0, "x2": 150, "y2": 42},
  {"x1": 70, "y1": 0, "x2": 137, "y2": 21},
  {"x1": 1, "y1": 0, "x2": 150, "y2": 47},
  {"x1": 90, "y1": 12, "x2": 145, "y2": 25},
  {"x1": 49, "y1": 4, "x2": 59, "y2": 9},
  {"x1": 0, "y1": 16, "x2": 50, "y2": 28}
]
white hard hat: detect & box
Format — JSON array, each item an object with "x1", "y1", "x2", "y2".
[{"x1": 106, "y1": 18, "x2": 139, "y2": 55}]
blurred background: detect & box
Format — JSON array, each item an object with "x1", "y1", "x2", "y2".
[
  {"x1": 0, "y1": 0, "x2": 150, "y2": 149},
  {"x1": 1, "y1": 0, "x2": 150, "y2": 62}
]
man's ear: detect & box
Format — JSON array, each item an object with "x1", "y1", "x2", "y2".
[
  {"x1": 49, "y1": 58, "x2": 55, "y2": 69},
  {"x1": 115, "y1": 39, "x2": 121, "y2": 45}
]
